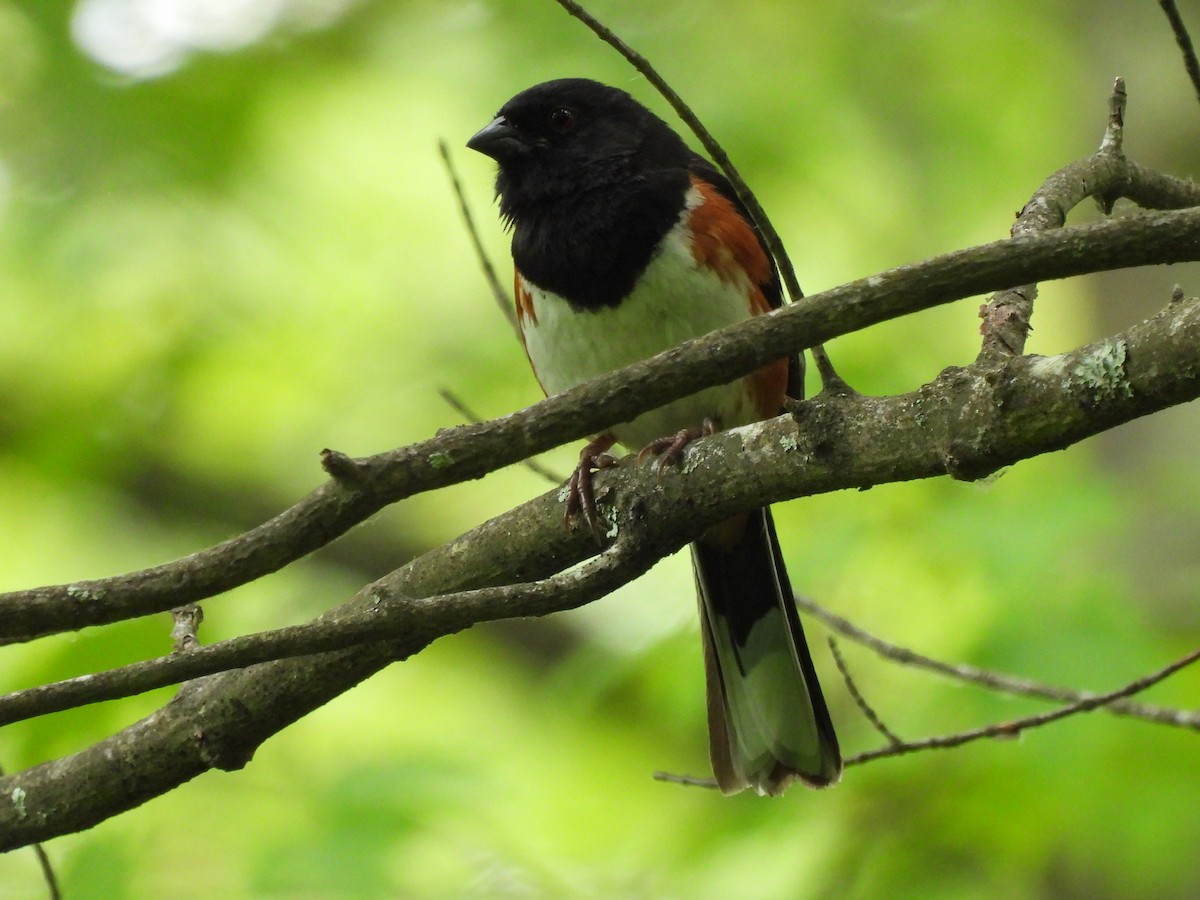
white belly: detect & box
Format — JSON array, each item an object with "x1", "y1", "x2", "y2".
[{"x1": 519, "y1": 214, "x2": 758, "y2": 450}]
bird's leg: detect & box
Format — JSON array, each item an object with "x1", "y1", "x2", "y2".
[{"x1": 565, "y1": 433, "x2": 618, "y2": 541}]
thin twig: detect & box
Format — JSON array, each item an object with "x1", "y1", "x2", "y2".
[
  {"x1": 0, "y1": 762, "x2": 62, "y2": 899},
  {"x1": 33, "y1": 843, "x2": 61, "y2": 900},
  {"x1": 651, "y1": 770, "x2": 717, "y2": 790},
  {"x1": 551, "y1": 0, "x2": 845, "y2": 393},
  {"x1": 0, "y1": 538, "x2": 651, "y2": 728},
  {"x1": 551, "y1": 0, "x2": 799, "y2": 300},
  {"x1": 652, "y1": 643, "x2": 1200, "y2": 790},
  {"x1": 796, "y1": 595, "x2": 1200, "y2": 730},
  {"x1": 438, "y1": 138, "x2": 517, "y2": 332},
  {"x1": 845, "y1": 647, "x2": 1200, "y2": 767},
  {"x1": 828, "y1": 636, "x2": 903, "y2": 746},
  {"x1": 8, "y1": 280, "x2": 1200, "y2": 840},
  {"x1": 1159, "y1": 0, "x2": 1200, "y2": 108},
  {"x1": 977, "y1": 78, "x2": 1175, "y2": 360},
  {"x1": 438, "y1": 388, "x2": 564, "y2": 484}
]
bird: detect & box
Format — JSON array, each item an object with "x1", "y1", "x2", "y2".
[{"x1": 467, "y1": 78, "x2": 840, "y2": 794}]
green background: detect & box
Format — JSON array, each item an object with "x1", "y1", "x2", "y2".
[{"x1": 2, "y1": 0, "x2": 1199, "y2": 896}]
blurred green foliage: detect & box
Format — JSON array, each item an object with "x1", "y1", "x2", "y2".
[{"x1": 2, "y1": 0, "x2": 1200, "y2": 896}]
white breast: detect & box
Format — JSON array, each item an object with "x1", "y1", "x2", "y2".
[{"x1": 519, "y1": 194, "x2": 759, "y2": 450}]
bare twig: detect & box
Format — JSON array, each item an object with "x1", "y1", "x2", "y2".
[
  {"x1": 0, "y1": 537, "x2": 653, "y2": 728},
  {"x1": 10, "y1": 295, "x2": 1200, "y2": 728},
  {"x1": 1159, "y1": 0, "x2": 1200, "y2": 108},
  {"x1": 845, "y1": 647, "x2": 1200, "y2": 767},
  {"x1": 551, "y1": 0, "x2": 799, "y2": 301},
  {"x1": 0, "y1": 762, "x2": 61, "y2": 899},
  {"x1": 7, "y1": 227, "x2": 1200, "y2": 847},
  {"x1": 978, "y1": 78, "x2": 1200, "y2": 361},
  {"x1": 651, "y1": 770, "x2": 717, "y2": 790},
  {"x1": 980, "y1": 78, "x2": 1124, "y2": 359},
  {"x1": 828, "y1": 637, "x2": 903, "y2": 745},
  {"x1": 34, "y1": 841, "x2": 61, "y2": 900},
  {"x1": 170, "y1": 604, "x2": 204, "y2": 653},
  {"x1": 550, "y1": 0, "x2": 848, "y2": 393},
  {"x1": 796, "y1": 595, "x2": 1200, "y2": 729},
  {"x1": 438, "y1": 138, "x2": 517, "y2": 332},
  {"x1": 653, "y1": 643, "x2": 1200, "y2": 789},
  {"x1": 8, "y1": 292, "x2": 1200, "y2": 731}
]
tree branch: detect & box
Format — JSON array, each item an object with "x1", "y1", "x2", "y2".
[
  {"x1": 4, "y1": 284, "x2": 1200, "y2": 847},
  {"x1": 844, "y1": 647, "x2": 1200, "y2": 768},
  {"x1": 978, "y1": 78, "x2": 1200, "y2": 359},
  {"x1": 5, "y1": 21, "x2": 1200, "y2": 851},
  {"x1": 0, "y1": 534, "x2": 659, "y2": 729},
  {"x1": 4, "y1": 205, "x2": 1200, "y2": 641},
  {"x1": 798, "y1": 595, "x2": 1200, "y2": 730},
  {"x1": 655, "y1": 644, "x2": 1200, "y2": 790},
  {"x1": 437, "y1": 139, "x2": 516, "y2": 333},
  {"x1": 0, "y1": 531, "x2": 668, "y2": 851}
]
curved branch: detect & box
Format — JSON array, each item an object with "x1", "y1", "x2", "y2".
[
  {"x1": 4, "y1": 207, "x2": 1200, "y2": 641},
  {"x1": 549, "y1": 0, "x2": 851, "y2": 388},
  {"x1": 3, "y1": 0, "x2": 1197, "y2": 862},
  {"x1": 979, "y1": 79, "x2": 1200, "y2": 359},
  {"x1": 0, "y1": 533, "x2": 666, "y2": 851},
  {"x1": 437, "y1": 139, "x2": 517, "y2": 333},
  {"x1": 551, "y1": 0, "x2": 804, "y2": 304},
  {"x1": 798, "y1": 595, "x2": 1200, "y2": 730},
  {"x1": 3, "y1": 288, "x2": 1200, "y2": 849},
  {"x1": 844, "y1": 647, "x2": 1200, "y2": 768},
  {"x1": 0, "y1": 535, "x2": 658, "y2": 729},
  {"x1": 656, "y1": 644, "x2": 1200, "y2": 790}
]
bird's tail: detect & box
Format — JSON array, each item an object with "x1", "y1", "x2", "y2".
[{"x1": 692, "y1": 506, "x2": 841, "y2": 795}]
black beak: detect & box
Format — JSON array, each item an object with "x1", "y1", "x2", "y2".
[{"x1": 467, "y1": 115, "x2": 527, "y2": 162}]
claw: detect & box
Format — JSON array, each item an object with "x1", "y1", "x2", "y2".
[
  {"x1": 565, "y1": 434, "x2": 617, "y2": 544},
  {"x1": 563, "y1": 418, "x2": 719, "y2": 541},
  {"x1": 637, "y1": 418, "x2": 719, "y2": 477}
]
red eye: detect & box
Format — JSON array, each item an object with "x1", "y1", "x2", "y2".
[{"x1": 548, "y1": 107, "x2": 575, "y2": 131}]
